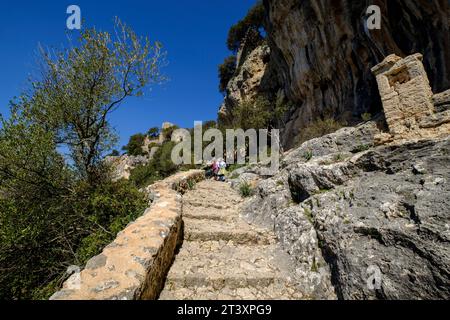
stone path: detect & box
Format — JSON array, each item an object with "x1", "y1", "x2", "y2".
[{"x1": 159, "y1": 180, "x2": 303, "y2": 300}]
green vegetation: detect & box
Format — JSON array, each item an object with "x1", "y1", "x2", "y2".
[
  {"x1": 129, "y1": 141, "x2": 178, "y2": 188},
  {"x1": 122, "y1": 133, "x2": 147, "y2": 156},
  {"x1": 361, "y1": 112, "x2": 372, "y2": 121},
  {"x1": 303, "y1": 207, "x2": 314, "y2": 224},
  {"x1": 311, "y1": 256, "x2": 319, "y2": 273},
  {"x1": 351, "y1": 144, "x2": 372, "y2": 153},
  {"x1": 218, "y1": 56, "x2": 237, "y2": 94},
  {"x1": 108, "y1": 149, "x2": 121, "y2": 157},
  {"x1": 147, "y1": 127, "x2": 160, "y2": 139},
  {"x1": 239, "y1": 181, "x2": 254, "y2": 198},
  {"x1": 296, "y1": 118, "x2": 345, "y2": 147},
  {"x1": 0, "y1": 20, "x2": 164, "y2": 299},
  {"x1": 303, "y1": 150, "x2": 313, "y2": 162},
  {"x1": 333, "y1": 153, "x2": 345, "y2": 162}
]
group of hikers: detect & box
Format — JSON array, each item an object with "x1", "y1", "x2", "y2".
[{"x1": 205, "y1": 158, "x2": 228, "y2": 182}]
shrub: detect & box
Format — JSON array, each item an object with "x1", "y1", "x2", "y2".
[
  {"x1": 333, "y1": 153, "x2": 345, "y2": 162},
  {"x1": 361, "y1": 113, "x2": 372, "y2": 121},
  {"x1": 218, "y1": 56, "x2": 237, "y2": 94},
  {"x1": 129, "y1": 163, "x2": 160, "y2": 188},
  {"x1": 230, "y1": 96, "x2": 272, "y2": 130},
  {"x1": 130, "y1": 141, "x2": 178, "y2": 188},
  {"x1": 108, "y1": 149, "x2": 120, "y2": 157},
  {"x1": 147, "y1": 127, "x2": 160, "y2": 139},
  {"x1": 351, "y1": 144, "x2": 372, "y2": 153},
  {"x1": 239, "y1": 181, "x2": 254, "y2": 198},
  {"x1": 0, "y1": 179, "x2": 147, "y2": 300},
  {"x1": 161, "y1": 125, "x2": 180, "y2": 141},
  {"x1": 303, "y1": 150, "x2": 313, "y2": 162}
]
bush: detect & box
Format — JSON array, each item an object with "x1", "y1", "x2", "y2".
[
  {"x1": 230, "y1": 96, "x2": 272, "y2": 130},
  {"x1": 129, "y1": 163, "x2": 161, "y2": 188},
  {"x1": 0, "y1": 178, "x2": 147, "y2": 300},
  {"x1": 130, "y1": 141, "x2": 178, "y2": 188},
  {"x1": 361, "y1": 113, "x2": 372, "y2": 121},
  {"x1": 296, "y1": 118, "x2": 345, "y2": 146},
  {"x1": 147, "y1": 127, "x2": 160, "y2": 139},
  {"x1": 218, "y1": 56, "x2": 237, "y2": 94},
  {"x1": 74, "y1": 179, "x2": 147, "y2": 264},
  {"x1": 351, "y1": 144, "x2": 372, "y2": 154},
  {"x1": 227, "y1": 2, "x2": 266, "y2": 52},
  {"x1": 239, "y1": 181, "x2": 254, "y2": 198},
  {"x1": 108, "y1": 149, "x2": 120, "y2": 157},
  {"x1": 122, "y1": 133, "x2": 147, "y2": 156}
]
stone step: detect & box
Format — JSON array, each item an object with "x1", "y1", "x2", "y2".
[
  {"x1": 183, "y1": 207, "x2": 236, "y2": 222},
  {"x1": 183, "y1": 199, "x2": 236, "y2": 210},
  {"x1": 163, "y1": 241, "x2": 294, "y2": 291},
  {"x1": 183, "y1": 218, "x2": 275, "y2": 244}
]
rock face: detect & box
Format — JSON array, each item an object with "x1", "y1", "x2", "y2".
[
  {"x1": 239, "y1": 124, "x2": 449, "y2": 299},
  {"x1": 232, "y1": 0, "x2": 449, "y2": 148},
  {"x1": 105, "y1": 154, "x2": 149, "y2": 181},
  {"x1": 219, "y1": 44, "x2": 271, "y2": 123}
]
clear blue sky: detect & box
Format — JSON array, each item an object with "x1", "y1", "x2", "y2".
[{"x1": 0, "y1": 0, "x2": 257, "y2": 149}]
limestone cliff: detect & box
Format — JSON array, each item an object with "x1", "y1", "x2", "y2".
[
  {"x1": 220, "y1": 0, "x2": 450, "y2": 148},
  {"x1": 265, "y1": 0, "x2": 450, "y2": 148}
]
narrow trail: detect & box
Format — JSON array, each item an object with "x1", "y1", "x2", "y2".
[{"x1": 159, "y1": 180, "x2": 303, "y2": 300}]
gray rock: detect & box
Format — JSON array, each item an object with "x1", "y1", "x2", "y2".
[{"x1": 242, "y1": 125, "x2": 450, "y2": 299}]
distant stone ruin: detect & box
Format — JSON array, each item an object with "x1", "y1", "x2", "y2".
[
  {"x1": 372, "y1": 53, "x2": 450, "y2": 144},
  {"x1": 107, "y1": 122, "x2": 177, "y2": 181}
]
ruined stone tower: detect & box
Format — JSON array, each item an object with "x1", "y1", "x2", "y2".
[
  {"x1": 372, "y1": 53, "x2": 434, "y2": 136},
  {"x1": 372, "y1": 53, "x2": 450, "y2": 143}
]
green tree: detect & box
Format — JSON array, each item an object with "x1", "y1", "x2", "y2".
[
  {"x1": 122, "y1": 133, "x2": 147, "y2": 156},
  {"x1": 230, "y1": 96, "x2": 272, "y2": 130},
  {"x1": 0, "y1": 19, "x2": 163, "y2": 299},
  {"x1": 20, "y1": 18, "x2": 165, "y2": 183}
]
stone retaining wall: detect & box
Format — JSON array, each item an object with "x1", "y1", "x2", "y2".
[{"x1": 50, "y1": 170, "x2": 205, "y2": 300}]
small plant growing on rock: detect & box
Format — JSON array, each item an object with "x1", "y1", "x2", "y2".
[
  {"x1": 239, "y1": 181, "x2": 254, "y2": 198},
  {"x1": 333, "y1": 153, "x2": 345, "y2": 162},
  {"x1": 303, "y1": 150, "x2": 313, "y2": 162},
  {"x1": 361, "y1": 113, "x2": 372, "y2": 121},
  {"x1": 351, "y1": 144, "x2": 372, "y2": 153}
]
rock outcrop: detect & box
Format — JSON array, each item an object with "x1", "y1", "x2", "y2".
[
  {"x1": 235, "y1": 54, "x2": 450, "y2": 299},
  {"x1": 219, "y1": 43, "x2": 271, "y2": 123}
]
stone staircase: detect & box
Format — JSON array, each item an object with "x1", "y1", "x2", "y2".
[{"x1": 159, "y1": 180, "x2": 303, "y2": 300}]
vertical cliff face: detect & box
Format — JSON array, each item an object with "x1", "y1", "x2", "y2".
[{"x1": 263, "y1": 0, "x2": 450, "y2": 148}]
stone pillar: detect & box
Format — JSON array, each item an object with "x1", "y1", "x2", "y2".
[{"x1": 372, "y1": 54, "x2": 434, "y2": 137}]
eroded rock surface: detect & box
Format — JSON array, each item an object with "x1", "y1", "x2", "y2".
[{"x1": 240, "y1": 121, "x2": 449, "y2": 299}]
